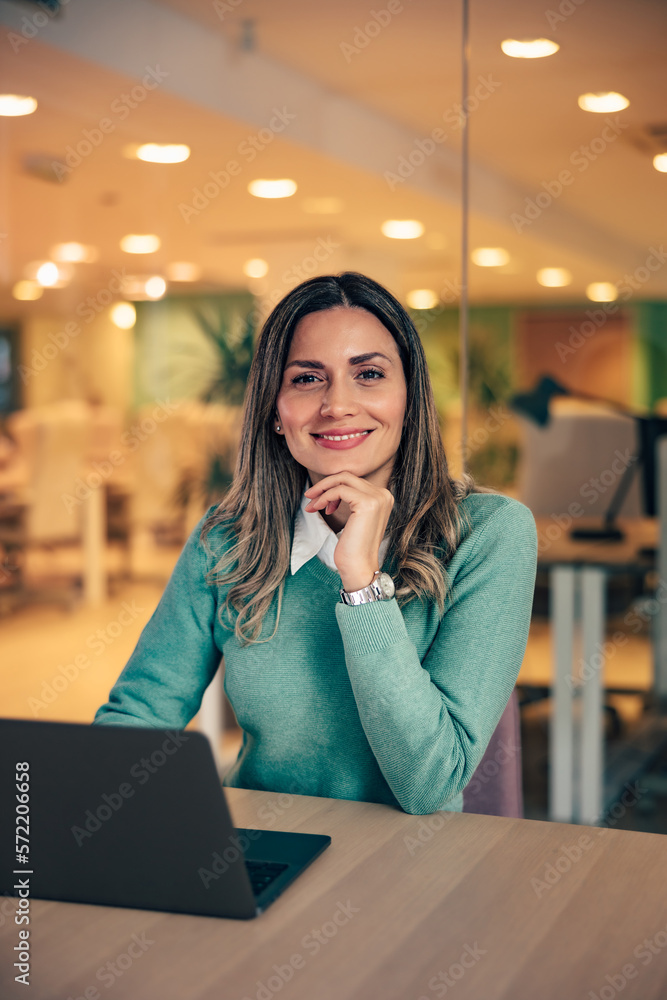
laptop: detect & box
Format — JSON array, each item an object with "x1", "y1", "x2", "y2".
[{"x1": 0, "y1": 718, "x2": 331, "y2": 919}]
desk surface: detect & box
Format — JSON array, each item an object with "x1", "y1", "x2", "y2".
[
  {"x1": 2, "y1": 788, "x2": 667, "y2": 1000},
  {"x1": 535, "y1": 515, "x2": 658, "y2": 567}
]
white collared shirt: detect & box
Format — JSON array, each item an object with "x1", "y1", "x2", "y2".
[{"x1": 291, "y1": 478, "x2": 390, "y2": 577}]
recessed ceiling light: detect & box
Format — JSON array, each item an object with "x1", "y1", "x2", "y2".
[
  {"x1": 133, "y1": 143, "x2": 191, "y2": 163},
  {"x1": 578, "y1": 92, "x2": 629, "y2": 113},
  {"x1": 36, "y1": 262, "x2": 60, "y2": 287},
  {"x1": 12, "y1": 280, "x2": 43, "y2": 301},
  {"x1": 537, "y1": 267, "x2": 572, "y2": 287},
  {"x1": 248, "y1": 179, "x2": 297, "y2": 199},
  {"x1": 381, "y1": 219, "x2": 424, "y2": 239},
  {"x1": 501, "y1": 38, "x2": 559, "y2": 59},
  {"x1": 301, "y1": 196, "x2": 343, "y2": 214},
  {"x1": 110, "y1": 302, "x2": 137, "y2": 329},
  {"x1": 25, "y1": 261, "x2": 71, "y2": 287},
  {"x1": 243, "y1": 258, "x2": 269, "y2": 278},
  {"x1": 51, "y1": 242, "x2": 98, "y2": 263},
  {"x1": 0, "y1": 94, "x2": 37, "y2": 116},
  {"x1": 145, "y1": 276, "x2": 167, "y2": 299},
  {"x1": 586, "y1": 281, "x2": 618, "y2": 302},
  {"x1": 120, "y1": 234, "x2": 161, "y2": 254},
  {"x1": 471, "y1": 247, "x2": 509, "y2": 267},
  {"x1": 653, "y1": 153, "x2": 667, "y2": 173},
  {"x1": 406, "y1": 289, "x2": 438, "y2": 310},
  {"x1": 165, "y1": 261, "x2": 201, "y2": 282}
]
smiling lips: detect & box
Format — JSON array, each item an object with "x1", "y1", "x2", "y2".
[{"x1": 312, "y1": 429, "x2": 374, "y2": 449}]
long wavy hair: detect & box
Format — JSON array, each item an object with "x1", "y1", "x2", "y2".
[{"x1": 201, "y1": 272, "x2": 479, "y2": 646}]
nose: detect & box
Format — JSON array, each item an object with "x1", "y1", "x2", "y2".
[{"x1": 320, "y1": 378, "x2": 360, "y2": 419}]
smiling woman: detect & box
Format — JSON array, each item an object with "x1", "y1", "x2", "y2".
[{"x1": 93, "y1": 272, "x2": 538, "y2": 816}]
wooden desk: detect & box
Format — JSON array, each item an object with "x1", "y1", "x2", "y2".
[{"x1": 2, "y1": 788, "x2": 667, "y2": 1000}]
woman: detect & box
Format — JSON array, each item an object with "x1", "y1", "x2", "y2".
[{"x1": 94, "y1": 272, "x2": 537, "y2": 816}]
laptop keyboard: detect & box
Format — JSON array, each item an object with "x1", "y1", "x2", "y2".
[{"x1": 244, "y1": 860, "x2": 289, "y2": 896}]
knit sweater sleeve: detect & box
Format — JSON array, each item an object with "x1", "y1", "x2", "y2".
[
  {"x1": 334, "y1": 497, "x2": 537, "y2": 815},
  {"x1": 92, "y1": 511, "x2": 223, "y2": 729}
]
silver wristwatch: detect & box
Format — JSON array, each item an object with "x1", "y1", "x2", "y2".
[{"x1": 340, "y1": 570, "x2": 396, "y2": 605}]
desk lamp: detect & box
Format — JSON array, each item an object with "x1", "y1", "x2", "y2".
[{"x1": 510, "y1": 376, "x2": 667, "y2": 542}]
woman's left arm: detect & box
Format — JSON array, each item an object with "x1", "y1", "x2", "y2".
[{"x1": 334, "y1": 499, "x2": 537, "y2": 815}]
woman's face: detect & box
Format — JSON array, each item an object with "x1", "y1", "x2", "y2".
[{"x1": 275, "y1": 306, "x2": 408, "y2": 490}]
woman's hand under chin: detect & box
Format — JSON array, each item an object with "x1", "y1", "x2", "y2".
[{"x1": 303, "y1": 472, "x2": 394, "y2": 592}]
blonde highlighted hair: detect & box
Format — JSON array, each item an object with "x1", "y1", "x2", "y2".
[{"x1": 201, "y1": 272, "x2": 479, "y2": 646}]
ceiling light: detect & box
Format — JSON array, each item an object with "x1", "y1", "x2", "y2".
[
  {"x1": 301, "y1": 196, "x2": 343, "y2": 214},
  {"x1": 135, "y1": 143, "x2": 190, "y2": 163},
  {"x1": 36, "y1": 262, "x2": 59, "y2": 287},
  {"x1": 578, "y1": 92, "x2": 629, "y2": 113},
  {"x1": 0, "y1": 94, "x2": 37, "y2": 116},
  {"x1": 243, "y1": 258, "x2": 269, "y2": 278},
  {"x1": 110, "y1": 302, "x2": 137, "y2": 329},
  {"x1": 501, "y1": 39, "x2": 559, "y2": 59},
  {"x1": 586, "y1": 282, "x2": 618, "y2": 302},
  {"x1": 120, "y1": 234, "x2": 161, "y2": 254},
  {"x1": 12, "y1": 280, "x2": 43, "y2": 301},
  {"x1": 537, "y1": 267, "x2": 572, "y2": 287},
  {"x1": 471, "y1": 247, "x2": 509, "y2": 267},
  {"x1": 653, "y1": 153, "x2": 667, "y2": 173},
  {"x1": 144, "y1": 276, "x2": 167, "y2": 299},
  {"x1": 248, "y1": 179, "x2": 297, "y2": 199},
  {"x1": 165, "y1": 261, "x2": 201, "y2": 281},
  {"x1": 381, "y1": 219, "x2": 424, "y2": 239},
  {"x1": 407, "y1": 289, "x2": 438, "y2": 310},
  {"x1": 51, "y1": 242, "x2": 98, "y2": 263}
]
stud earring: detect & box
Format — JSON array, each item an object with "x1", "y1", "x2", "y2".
[{"x1": 276, "y1": 423, "x2": 281, "y2": 432}]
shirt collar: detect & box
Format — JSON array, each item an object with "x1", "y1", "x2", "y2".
[
  {"x1": 291, "y1": 477, "x2": 390, "y2": 577},
  {"x1": 291, "y1": 478, "x2": 343, "y2": 577}
]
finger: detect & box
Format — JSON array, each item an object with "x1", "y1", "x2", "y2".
[
  {"x1": 304, "y1": 472, "x2": 370, "y2": 497},
  {"x1": 305, "y1": 485, "x2": 378, "y2": 511}
]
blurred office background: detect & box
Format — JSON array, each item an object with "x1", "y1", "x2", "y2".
[{"x1": 1, "y1": 0, "x2": 666, "y2": 828}]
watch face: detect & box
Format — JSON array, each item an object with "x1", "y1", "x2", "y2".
[{"x1": 378, "y1": 572, "x2": 395, "y2": 598}]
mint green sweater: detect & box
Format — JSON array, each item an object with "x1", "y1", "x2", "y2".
[{"x1": 93, "y1": 493, "x2": 537, "y2": 815}]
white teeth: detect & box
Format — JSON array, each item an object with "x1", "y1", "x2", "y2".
[{"x1": 318, "y1": 430, "x2": 370, "y2": 441}]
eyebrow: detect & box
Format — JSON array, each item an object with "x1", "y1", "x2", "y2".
[{"x1": 284, "y1": 352, "x2": 394, "y2": 371}]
